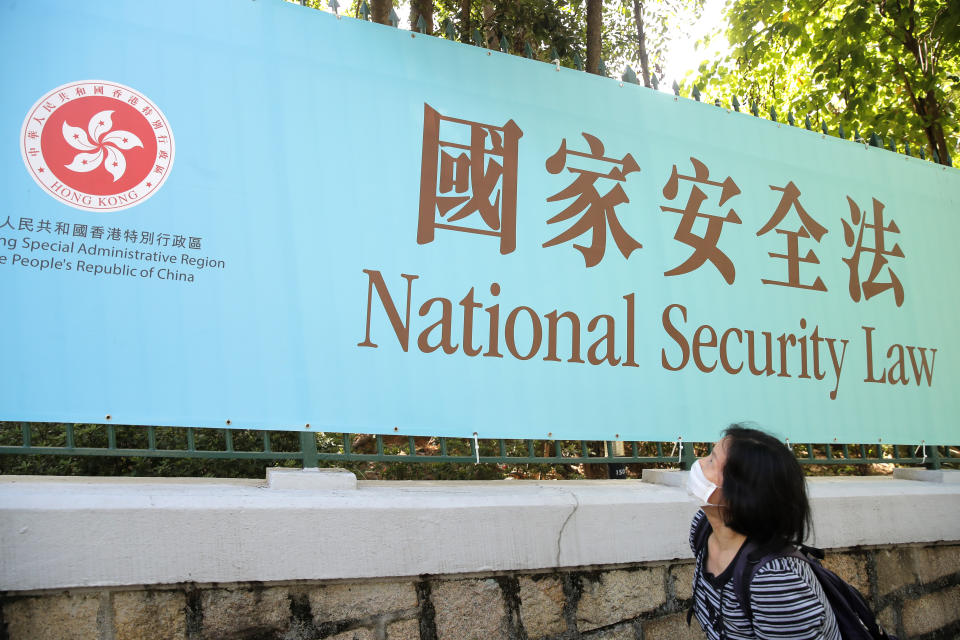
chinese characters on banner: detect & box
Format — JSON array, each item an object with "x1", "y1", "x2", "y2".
[
  {"x1": 418, "y1": 105, "x2": 522, "y2": 255},
  {"x1": 542, "y1": 133, "x2": 642, "y2": 268},
  {"x1": 0, "y1": 216, "x2": 202, "y2": 249},
  {"x1": 418, "y1": 104, "x2": 906, "y2": 307},
  {"x1": 757, "y1": 181, "x2": 828, "y2": 292},
  {"x1": 661, "y1": 158, "x2": 741, "y2": 283}
]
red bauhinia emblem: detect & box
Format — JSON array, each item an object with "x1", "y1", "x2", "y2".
[{"x1": 20, "y1": 80, "x2": 175, "y2": 212}]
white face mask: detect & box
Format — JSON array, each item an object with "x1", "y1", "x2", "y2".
[{"x1": 686, "y1": 459, "x2": 720, "y2": 506}]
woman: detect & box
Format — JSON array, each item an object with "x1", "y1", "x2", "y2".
[{"x1": 687, "y1": 425, "x2": 840, "y2": 640}]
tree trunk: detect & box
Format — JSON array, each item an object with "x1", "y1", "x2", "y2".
[
  {"x1": 896, "y1": 19, "x2": 952, "y2": 165},
  {"x1": 632, "y1": 0, "x2": 651, "y2": 87},
  {"x1": 586, "y1": 0, "x2": 602, "y2": 75},
  {"x1": 371, "y1": 0, "x2": 391, "y2": 25},
  {"x1": 482, "y1": 2, "x2": 497, "y2": 48},
  {"x1": 918, "y1": 91, "x2": 951, "y2": 164},
  {"x1": 409, "y1": 0, "x2": 434, "y2": 34},
  {"x1": 459, "y1": 0, "x2": 472, "y2": 42}
]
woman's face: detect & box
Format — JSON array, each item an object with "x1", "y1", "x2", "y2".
[{"x1": 699, "y1": 437, "x2": 729, "y2": 502}]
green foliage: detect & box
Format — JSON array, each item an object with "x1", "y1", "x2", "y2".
[
  {"x1": 689, "y1": 0, "x2": 959, "y2": 164},
  {"x1": 327, "y1": 1, "x2": 705, "y2": 79},
  {"x1": 601, "y1": 0, "x2": 704, "y2": 82},
  {"x1": 427, "y1": 0, "x2": 588, "y2": 66}
]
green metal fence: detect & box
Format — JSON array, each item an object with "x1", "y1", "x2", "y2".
[{"x1": 0, "y1": 422, "x2": 955, "y2": 472}]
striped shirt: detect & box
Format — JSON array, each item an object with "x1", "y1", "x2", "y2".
[{"x1": 688, "y1": 510, "x2": 841, "y2": 640}]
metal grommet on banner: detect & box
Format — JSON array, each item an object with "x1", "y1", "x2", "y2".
[
  {"x1": 915, "y1": 441, "x2": 927, "y2": 465},
  {"x1": 473, "y1": 432, "x2": 480, "y2": 464}
]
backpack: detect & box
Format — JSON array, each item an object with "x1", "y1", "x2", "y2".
[{"x1": 689, "y1": 516, "x2": 897, "y2": 640}]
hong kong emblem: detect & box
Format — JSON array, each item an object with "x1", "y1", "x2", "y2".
[{"x1": 20, "y1": 80, "x2": 175, "y2": 212}]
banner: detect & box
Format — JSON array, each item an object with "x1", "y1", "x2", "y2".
[{"x1": 1, "y1": 0, "x2": 958, "y2": 444}]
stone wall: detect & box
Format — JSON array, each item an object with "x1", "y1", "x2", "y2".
[{"x1": 3, "y1": 542, "x2": 958, "y2": 640}]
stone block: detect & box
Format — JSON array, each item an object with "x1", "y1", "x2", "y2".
[
  {"x1": 584, "y1": 622, "x2": 638, "y2": 639},
  {"x1": 909, "y1": 546, "x2": 960, "y2": 585},
  {"x1": 822, "y1": 552, "x2": 870, "y2": 595},
  {"x1": 643, "y1": 611, "x2": 706, "y2": 640},
  {"x1": 876, "y1": 545, "x2": 960, "y2": 596},
  {"x1": 669, "y1": 563, "x2": 695, "y2": 601},
  {"x1": 309, "y1": 581, "x2": 417, "y2": 623},
  {"x1": 386, "y1": 618, "x2": 421, "y2": 640},
  {"x1": 113, "y1": 590, "x2": 187, "y2": 640},
  {"x1": 326, "y1": 629, "x2": 376, "y2": 640},
  {"x1": 876, "y1": 604, "x2": 898, "y2": 637},
  {"x1": 875, "y1": 548, "x2": 912, "y2": 596},
  {"x1": 518, "y1": 575, "x2": 566, "y2": 638},
  {"x1": 200, "y1": 586, "x2": 290, "y2": 639},
  {"x1": 902, "y1": 585, "x2": 960, "y2": 637},
  {"x1": 432, "y1": 578, "x2": 507, "y2": 640},
  {"x1": 3, "y1": 593, "x2": 100, "y2": 640},
  {"x1": 576, "y1": 568, "x2": 666, "y2": 632}
]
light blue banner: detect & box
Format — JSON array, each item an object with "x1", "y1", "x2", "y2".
[{"x1": 1, "y1": 0, "x2": 958, "y2": 445}]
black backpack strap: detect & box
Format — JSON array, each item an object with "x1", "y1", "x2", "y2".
[
  {"x1": 730, "y1": 542, "x2": 804, "y2": 625},
  {"x1": 692, "y1": 511, "x2": 712, "y2": 555},
  {"x1": 687, "y1": 513, "x2": 712, "y2": 627},
  {"x1": 799, "y1": 543, "x2": 826, "y2": 560},
  {"x1": 730, "y1": 540, "x2": 762, "y2": 623}
]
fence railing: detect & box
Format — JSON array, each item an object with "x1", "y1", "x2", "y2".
[{"x1": 0, "y1": 422, "x2": 955, "y2": 472}]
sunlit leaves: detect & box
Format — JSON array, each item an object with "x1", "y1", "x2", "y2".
[{"x1": 687, "y1": 0, "x2": 958, "y2": 164}]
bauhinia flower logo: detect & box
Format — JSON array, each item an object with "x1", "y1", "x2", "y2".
[
  {"x1": 22, "y1": 80, "x2": 174, "y2": 212},
  {"x1": 63, "y1": 110, "x2": 143, "y2": 182}
]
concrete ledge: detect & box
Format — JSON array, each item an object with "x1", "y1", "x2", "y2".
[
  {"x1": 1, "y1": 474, "x2": 958, "y2": 592},
  {"x1": 266, "y1": 466, "x2": 358, "y2": 490},
  {"x1": 640, "y1": 469, "x2": 687, "y2": 488},
  {"x1": 893, "y1": 468, "x2": 960, "y2": 483}
]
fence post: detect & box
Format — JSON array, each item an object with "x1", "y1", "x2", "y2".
[
  {"x1": 300, "y1": 431, "x2": 320, "y2": 469},
  {"x1": 607, "y1": 440, "x2": 626, "y2": 479},
  {"x1": 926, "y1": 445, "x2": 942, "y2": 470},
  {"x1": 680, "y1": 441, "x2": 696, "y2": 470}
]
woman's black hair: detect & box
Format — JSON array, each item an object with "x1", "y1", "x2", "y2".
[{"x1": 720, "y1": 424, "x2": 811, "y2": 548}]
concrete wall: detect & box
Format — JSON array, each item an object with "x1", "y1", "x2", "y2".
[{"x1": 1, "y1": 469, "x2": 958, "y2": 640}]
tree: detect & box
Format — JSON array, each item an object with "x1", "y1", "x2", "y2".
[
  {"x1": 587, "y1": 0, "x2": 603, "y2": 73},
  {"x1": 633, "y1": 0, "x2": 652, "y2": 86},
  {"x1": 598, "y1": 0, "x2": 705, "y2": 87},
  {"x1": 459, "y1": 0, "x2": 471, "y2": 41},
  {"x1": 333, "y1": 1, "x2": 704, "y2": 85},
  {"x1": 692, "y1": 0, "x2": 959, "y2": 165},
  {"x1": 410, "y1": 0, "x2": 434, "y2": 32},
  {"x1": 372, "y1": 0, "x2": 392, "y2": 24},
  {"x1": 432, "y1": 0, "x2": 586, "y2": 66}
]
